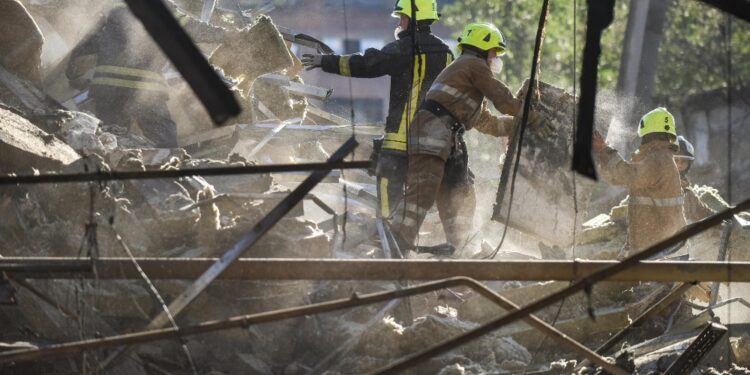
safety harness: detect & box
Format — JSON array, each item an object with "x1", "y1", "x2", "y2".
[{"x1": 421, "y1": 99, "x2": 465, "y2": 158}]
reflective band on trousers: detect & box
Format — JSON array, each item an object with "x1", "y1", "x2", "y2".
[
  {"x1": 428, "y1": 83, "x2": 480, "y2": 111},
  {"x1": 379, "y1": 177, "x2": 390, "y2": 217},
  {"x1": 629, "y1": 196, "x2": 684, "y2": 207}
]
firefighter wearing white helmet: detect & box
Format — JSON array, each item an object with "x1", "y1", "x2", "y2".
[
  {"x1": 388, "y1": 22, "x2": 524, "y2": 254},
  {"x1": 593, "y1": 108, "x2": 687, "y2": 257},
  {"x1": 674, "y1": 136, "x2": 718, "y2": 223},
  {"x1": 301, "y1": 0, "x2": 452, "y2": 220}
]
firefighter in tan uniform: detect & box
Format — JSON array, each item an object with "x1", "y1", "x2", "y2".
[
  {"x1": 593, "y1": 108, "x2": 687, "y2": 258},
  {"x1": 674, "y1": 136, "x2": 716, "y2": 223},
  {"x1": 388, "y1": 23, "x2": 521, "y2": 252}
]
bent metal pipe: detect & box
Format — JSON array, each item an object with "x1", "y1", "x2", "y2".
[{"x1": 0, "y1": 276, "x2": 624, "y2": 374}]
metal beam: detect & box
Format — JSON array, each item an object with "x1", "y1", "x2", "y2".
[
  {"x1": 0, "y1": 160, "x2": 370, "y2": 185},
  {"x1": 573, "y1": 0, "x2": 615, "y2": 179},
  {"x1": 595, "y1": 283, "x2": 695, "y2": 355},
  {"x1": 0, "y1": 277, "x2": 622, "y2": 374},
  {"x1": 3, "y1": 258, "x2": 750, "y2": 282},
  {"x1": 664, "y1": 322, "x2": 728, "y2": 375}
]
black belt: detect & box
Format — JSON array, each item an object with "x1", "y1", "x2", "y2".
[{"x1": 421, "y1": 99, "x2": 463, "y2": 132}]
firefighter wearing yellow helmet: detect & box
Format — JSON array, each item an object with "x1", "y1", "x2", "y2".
[
  {"x1": 392, "y1": 0, "x2": 440, "y2": 21},
  {"x1": 301, "y1": 0, "x2": 453, "y2": 222},
  {"x1": 387, "y1": 22, "x2": 525, "y2": 255},
  {"x1": 592, "y1": 107, "x2": 687, "y2": 258}
]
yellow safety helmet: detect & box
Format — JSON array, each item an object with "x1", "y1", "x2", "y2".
[
  {"x1": 457, "y1": 23, "x2": 507, "y2": 55},
  {"x1": 638, "y1": 107, "x2": 677, "y2": 137},
  {"x1": 392, "y1": 0, "x2": 440, "y2": 22}
]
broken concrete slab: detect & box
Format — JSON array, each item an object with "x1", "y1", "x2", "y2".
[
  {"x1": 209, "y1": 16, "x2": 292, "y2": 96},
  {"x1": 0, "y1": 107, "x2": 80, "y2": 173},
  {"x1": 578, "y1": 214, "x2": 621, "y2": 245},
  {"x1": 493, "y1": 80, "x2": 613, "y2": 248}
]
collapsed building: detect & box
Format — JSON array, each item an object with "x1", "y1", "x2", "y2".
[{"x1": 0, "y1": 0, "x2": 749, "y2": 374}]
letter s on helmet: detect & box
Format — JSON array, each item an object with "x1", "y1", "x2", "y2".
[
  {"x1": 638, "y1": 107, "x2": 677, "y2": 137},
  {"x1": 392, "y1": 0, "x2": 440, "y2": 22},
  {"x1": 457, "y1": 23, "x2": 507, "y2": 55}
]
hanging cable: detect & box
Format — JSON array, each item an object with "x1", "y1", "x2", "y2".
[
  {"x1": 725, "y1": 15, "x2": 733, "y2": 205},
  {"x1": 724, "y1": 11, "x2": 734, "y2": 363},
  {"x1": 339, "y1": 0, "x2": 356, "y2": 248},
  {"x1": 523, "y1": 4, "x2": 578, "y2": 372},
  {"x1": 486, "y1": 0, "x2": 551, "y2": 260},
  {"x1": 408, "y1": 0, "x2": 421, "y2": 249},
  {"x1": 571, "y1": 0, "x2": 579, "y2": 259}
]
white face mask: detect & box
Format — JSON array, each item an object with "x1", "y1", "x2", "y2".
[
  {"x1": 490, "y1": 57, "x2": 504, "y2": 74},
  {"x1": 394, "y1": 26, "x2": 405, "y2": 40}
]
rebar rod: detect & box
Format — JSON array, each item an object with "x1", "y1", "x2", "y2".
[
  {"x1": 3, "y1": 258, "x2": 750, "y2": 282},
  {"x1": 0, "y1": 277, "x2": 620, "y2": 373},
  {"x1": 0, "y1": 161, "x2": 370, "y2": 185}
]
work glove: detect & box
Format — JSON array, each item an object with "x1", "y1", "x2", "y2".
[
  {"x1": 301, "y1": 54, "x2": 323, "y2": 71},
  {"x1": 592, "y1": 130, "x2": 608, "y2": 153}
]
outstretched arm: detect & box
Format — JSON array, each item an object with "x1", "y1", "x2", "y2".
[
  {"x1": 473, "y1": 103, "x2": 515, "y2": 137},
  {"x1": 303, "y1": 42, "x2": 403, "y2": 78}
]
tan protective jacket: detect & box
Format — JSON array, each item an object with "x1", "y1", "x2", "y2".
[
  {"x1": 409, "y1": 52, "x2": 521, "y2": 159},
  {"x1": 597, "y1": 140, "x2": 687, "y2": 251}
]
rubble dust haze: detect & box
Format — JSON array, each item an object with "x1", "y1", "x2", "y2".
[{"x1": 0, "y1": 1, "x2": 749, "y2": 374}]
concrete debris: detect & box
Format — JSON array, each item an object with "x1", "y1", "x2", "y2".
[
  {"x1": 0, "y1": 107, "x2": 80, "y2": 173},
  {"x1": 1, "y1": 6, "x2": 748, "y2": 375},
  {"x1": 58, "y1": 110, "x2": 105, "y2": 152},
  {"x1": 733, "y1": 334, "x2": 750, "y2": 367},
  {"x1": 209, "y1": 16, "x2": 293, "y2": 96},
  {"x1": 324, "y1": 313, "x2": 532, "y2": 374}
]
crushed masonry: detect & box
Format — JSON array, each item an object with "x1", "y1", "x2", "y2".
[{"x1": 1, "y1": 4, "x2": 749, "y2": 375}]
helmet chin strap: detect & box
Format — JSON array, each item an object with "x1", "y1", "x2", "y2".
[{"x1": 394, "y1": 25, "x2": 405, "y2": 40}]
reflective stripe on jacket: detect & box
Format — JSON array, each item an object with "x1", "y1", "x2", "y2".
[
  {"x1": 597, "y1": 140, "x2": 687, "y2": 251},
  {"x1": 424, "y1": 52, "x2": 521, "y2": 132},
  {"x1": 320, "y1": 28, "x2": 453, "y2": 152},
  {"x1": 91, "y1": 65, "x2": 169, "y2": 92}
]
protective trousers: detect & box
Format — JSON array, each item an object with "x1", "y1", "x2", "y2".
[
  {"x1": 389, "y1": 108, "x2": 475, "y2": 250},
  {"x1": 376, "y1": 152, "x2": 407, "y2": 218},
  {"x1": 94, "y1": 91, "x2": 178, "y2": 148}
]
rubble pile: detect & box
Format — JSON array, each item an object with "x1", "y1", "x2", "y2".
[{"x1": 1, "y1": 3, "x2": 748, "y2": 375}]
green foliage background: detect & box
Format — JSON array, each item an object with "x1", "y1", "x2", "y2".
[{"x1": 440, "y1": 0, "x2": 749, "y2": 102}]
